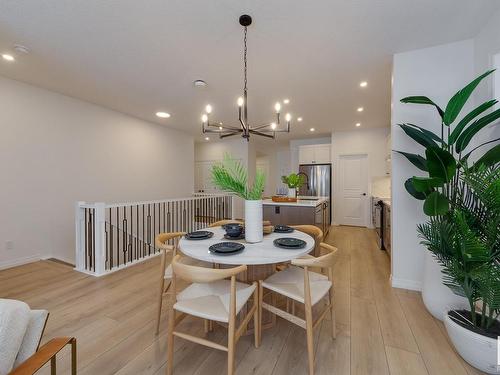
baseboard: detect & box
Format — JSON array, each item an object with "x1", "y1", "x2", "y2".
[
  {"x1": 391, "y1": 276, "x2": 422, "y2": 291},
  {"x1": 0, "y1": 255, "x2": 41, "y2": 270}
]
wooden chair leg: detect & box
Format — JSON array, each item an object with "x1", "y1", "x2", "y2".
[
  {"x1": 305, "y1": 304, "x2": 315, "y2": 375},
  {"x1": 329, "y1": 290, "x2": 336, "y2": 339},
  {"x1": 166, "y1": 303, "x2": 175, "y2": 375},
  {"x1": 228, "y1": 326, "x2": 235, "y2": 375},
  {"x1": 258, "y1": 281, "x2": 264, "y2": 347},
  {"x1": 50, "y1": 356, "x2": 56, "y2": 375},
  {"x1": 156, "y1": 278, "x2": 171, "y2": 334},
  {"x1": 253, "y1": 285, "x2": 259, "y2": 348},
  {"x1": 71, "y1": 338, "x2": 77, "y2": 375}
]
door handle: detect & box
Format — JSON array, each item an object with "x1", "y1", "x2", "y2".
[{"x1": 361, "y1": 193, "x2": 367, "y2": 196}]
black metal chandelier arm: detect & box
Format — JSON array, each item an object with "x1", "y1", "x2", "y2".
[
  {"x1": 248, "y1": 129, "x2": 275, "y2": 139},
  {"x1": 220, "y1": 131, "x2": 243, "y2": 139},
  {"x1": 207, "y1": 123, "x2": 242, "y2": 131}
]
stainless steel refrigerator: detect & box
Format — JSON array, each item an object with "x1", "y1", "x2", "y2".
[{"x1": 298, "y1": 163, "x2": 332, "y2": 225}]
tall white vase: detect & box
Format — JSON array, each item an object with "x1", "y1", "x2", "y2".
[
  {"x1": 422, "y1": 251, "x2": 468, "y2": 320},
  {"x1": 245, "y1": 200, "x2": 263, "y2": 243}
]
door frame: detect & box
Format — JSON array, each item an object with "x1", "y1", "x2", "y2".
[{"x1": 334, "y1": 152, "x2": 370, "y2": 227}]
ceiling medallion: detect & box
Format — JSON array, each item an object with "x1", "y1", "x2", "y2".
[{"x1": 201, "y1": 14, "x2": 293, "y2": 141}]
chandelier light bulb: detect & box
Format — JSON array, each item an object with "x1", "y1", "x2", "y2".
[
  {"x1": 201, "y1": 114, "x2": 208, "y2": 123},
  {"x1": 274, "y1": 102, "x2": 281, "y2": 113},
  {"x1": 285, "y1": 113, "x2": 292, "y2": 122},
  {"x1": 205, "y1": 104, "x2": 213, "y2": 114},
  {"x1": 271, "y1": 122, "x2": 277, "y2": 130},
  {"x1": 237, "y1": 97, "x2": 244, "y2": 107},
  {"x1": 219, "y1": 126, "x2": 223, "y2": 130},
  {"x1": 297, "y1": 117, "x2": 303, "y2": 122}
]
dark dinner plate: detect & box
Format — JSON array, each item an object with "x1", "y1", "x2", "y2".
[
  {"x1": 224, "y1": 233, "x2": 245, "y2": 240},
  {"x1": 274, "y1": 225, "x2": 294, "y2": 233},
  {"x1": 273, "y1": 237, "x2": 306, "y2": 249},
  {"x1": 185, "y1": 231, "x2": 214, "y2": 240},
  {"x1": 209, "y1": 242, "x2": 245, "y2": 255}
]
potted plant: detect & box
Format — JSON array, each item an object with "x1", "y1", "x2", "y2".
[
  {"x1": 211, "y1": 153, "x2": 266, "y2": 243},
  {"x1": 396, "y1": 69, "x2": 500, "y2": 373},
  {"x1": 281, "y1": 173, "x2": 306, "y2": 198}
]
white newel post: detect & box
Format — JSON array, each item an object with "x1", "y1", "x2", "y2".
[
  {"x1": 75, "y1": 201, "x2": 86, "y2": 272},
  {"x1": 245, "y1": 200, "x2": 263, "y2": 243},
  {"x1": 93, "y1": 202, "x2": 107, "y2": 276}
]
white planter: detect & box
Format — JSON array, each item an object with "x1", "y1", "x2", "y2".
[
  {"x1": 245, "y1": 200, "x2": 263, "y2": 243},
  {"x1": 444, "y1": 311, "x2": 500, "y2": 374},
  {"x1": 422, "y1": 251, "x2": 468, "y2": 320},
  {"x1": 287, "y1": 188, "x2": 297, "y2": 198}
]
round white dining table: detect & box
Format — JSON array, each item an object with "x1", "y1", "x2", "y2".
[
  {"x1": 179, "y1": 225, "x2": 315, "y2": 334},
  {"x1": 178, "y1": 226, "x2": 315, "y2": 266}
]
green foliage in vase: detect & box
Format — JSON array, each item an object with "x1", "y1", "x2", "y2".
[
  {"x1": 397, "y1": 70, "x2": 500, "y2": 333},
  {"x1": 211, "y1": 153, "x2": 265, "y2": 200},
  {"x1": 281, "y1": 173, "x2": 306, "y2": 189}
]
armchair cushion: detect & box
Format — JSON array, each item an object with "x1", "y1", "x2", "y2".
[{"x1": 0, "y1": 299, "x2": 31, "y2": 375}]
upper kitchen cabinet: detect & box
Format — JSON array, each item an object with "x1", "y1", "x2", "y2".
[{"x1": 298, "y1": 144, "x2": 331, "y2": 164}]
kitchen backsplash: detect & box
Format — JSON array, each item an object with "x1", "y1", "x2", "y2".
[{"x1": 371, "y1": 176, "x2": 391, "y2": 198}]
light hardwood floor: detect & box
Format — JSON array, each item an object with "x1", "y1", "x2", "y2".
[{"x1": 0, "y1": 226, "x2": 485, "y2": 375}]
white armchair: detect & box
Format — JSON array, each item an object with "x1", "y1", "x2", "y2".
[{"x1": 0, "y1": 299, "x2": 76, "y2": 375}]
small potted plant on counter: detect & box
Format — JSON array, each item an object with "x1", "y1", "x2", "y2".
[
  {"x1": 281, "y1": 173, "x2": 306, "y2": 199},
  {"x1": 396, "y1": 69, "x2": 500, "y2": 373},
  {"x1": 211, "y1": 153, "x2": 266, "y2": 243}
]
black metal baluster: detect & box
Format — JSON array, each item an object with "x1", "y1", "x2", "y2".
[{"x1": 147, "y1": 204, "x2": 151, "y2": 255}]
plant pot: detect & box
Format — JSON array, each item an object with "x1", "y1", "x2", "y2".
[
  {"x1": 245, "y1": 200, "x2": 263, "y2": 243},
  {"x1": 444, "y1": 310, "x2": 500, "y2": 374},
  {"x1": 287, "y1": 188, "x2": 297, "y2": 198},
  {"x1": 422, "y1": 251, "x2": 468, "y2": 320}
]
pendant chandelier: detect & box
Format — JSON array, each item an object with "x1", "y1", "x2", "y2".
[{"x1": 201, "y1": 14, "x2": 292, "y2": 141}]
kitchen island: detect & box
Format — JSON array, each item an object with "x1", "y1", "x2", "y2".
[{"x1": 263, "y1": 196, "x2": 330, "y2": 235}]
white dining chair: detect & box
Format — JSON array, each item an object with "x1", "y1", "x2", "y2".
[
  {"x1": 258, "y1": 242, "x2": 338, "y2": 375},
  {"x1": 167, "y1": 255, "x2": 259, "y2": 375}
]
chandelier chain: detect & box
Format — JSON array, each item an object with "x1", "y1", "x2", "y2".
[{"x1": 243, "y1": 26, "x2": 248, "y2": 93}]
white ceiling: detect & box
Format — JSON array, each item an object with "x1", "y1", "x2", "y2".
[{"x1": 0, "y1": 0, "x2": 499, "y2": 144}]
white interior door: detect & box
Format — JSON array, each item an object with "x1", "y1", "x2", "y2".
[{"x1": 338, "y1": 154, "x2": 369, "y2": 226}]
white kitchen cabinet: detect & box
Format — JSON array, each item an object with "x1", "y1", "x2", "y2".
[{"x1": 299, "y1": 144, "x2": 331, "y2": 164}]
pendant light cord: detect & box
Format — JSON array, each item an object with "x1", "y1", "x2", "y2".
[{"x1": 243, "y1": 26, "x2": 248, "y2": 94}]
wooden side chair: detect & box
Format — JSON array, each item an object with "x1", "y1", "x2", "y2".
[
  {"x1": 0, "y1": 299, "x2": 76, "y2": 375},
  {"x1": 258, "y1": 243, "x2": 338, "y2": 375},
  {"x1": 167, "y1": 255, "x2": 259, "y2": 375},
  {"x1": 209, "y1": 219, "x2": 243, "y2": 227},
  {"x1": 155, "y1": 232, "x2": 186, "y2": 334}
]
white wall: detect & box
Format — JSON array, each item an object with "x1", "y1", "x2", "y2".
[
  {"x1": 331, "y1": 128, "x2": 390, "y2": 225},
  {"x1": 0, "y1": 76, "x2": 194, "y2": 267},
  {"x1": 391, "y1": 39, "x2": 475, "y2": 290}
]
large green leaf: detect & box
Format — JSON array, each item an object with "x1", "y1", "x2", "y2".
[
  {"x1": 411, "y1": 176, "x2": 444, "y2": 192},
  {"x1": 449, "y1": 99, "x2": 498, "y2": 144},
  {"x1": 472, "y1": 143, "x2": 500, "y2": 170},
  {"x1": 406, "y1": 123, "x2": 446, "y2": 145},
  {"x1": 399, "y1": 124, "x2": 439, "y2": 148},
  {"x1": 395, "y1": 151, "x2": 428, "y2": 172},
  {"x1": 423, "y1": 191, "x2": 449, "y2": 216},
  {"x1": 404, "y1": 178, "x2": 427, "y2": 200},
  {"x1": 455, "y1": 108, "x2": 500, "y2": 153},
  {"x1": 400, "y1": 96, "x2": 444, "y2": 118},
  {"x1": 426, "y1": 147, "x2": 456, "y2": 182},
  {"x1": 443, "y1": 70, "x2": 495, "y2": 126}
]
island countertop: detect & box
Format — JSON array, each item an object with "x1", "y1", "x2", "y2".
[{"x1": 262, "y1": 196, "x2": 328, "y2": 207}]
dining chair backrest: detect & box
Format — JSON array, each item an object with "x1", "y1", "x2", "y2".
[
  {"x1": 171, "y1": 255, "x2": 247, "y2": 283},
  {"x1": 291, "y1": 225, "x2": 324, "y2": 256},
  {"x1": 155, "y1": 232, "x2": 185, "y2": 253},
  {"x1": 291, "y1": 242, "x2": 338, "y2": 269}
]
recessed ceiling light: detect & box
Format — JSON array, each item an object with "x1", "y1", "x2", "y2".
[
  {"x1": 2, "y1": 54, "x2": 14, "y2": 62},
  {"x1": 205, "y1": 137, "x2": 210, "y2": 141},
  {"x1": 156, "y1": 111, "x2": 171, "y2": 118},
  {"x1": 283, "y1": 99, "x2": 290, "y2": 104},
  {"x1": 310, "y1": 127, "x2": 315, "y2": 132},
  {"x1": 194, "y1": 80, "x2": 207, "y2": 87},
  {"x1": 356, "y1": 123, "x2": 361, "y2": 127},
  {"x1": 357, "y1": 107, "x2": 364, "y2": 112},
  {"x1": 297, "y1": 117, "x2": 303, "y2": 122},
  {"x1": 359, "y1": 81, "x2": 368, "y2": 87}
]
